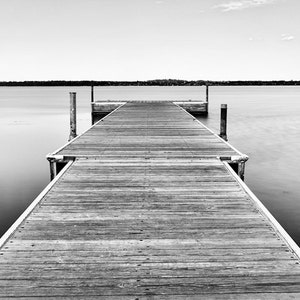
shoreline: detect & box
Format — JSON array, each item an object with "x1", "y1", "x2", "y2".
[{"x1": 0, "y1": 79, "x2": 300, "y2": 87}]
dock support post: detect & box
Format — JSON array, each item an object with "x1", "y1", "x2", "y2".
[
  {"x1": 91, "y1": 83, "x2": 94, "y2": 103},
  {"x1": 49, "y1": 159, "x2": 56, "y2": 181},
  {"x1": 229, "y1": 155, "x2": 248, "y2": 182},
  {"x1": 69, "y1": 92, "x2": 77, "y2": 141},
  {"x1": 205, "y1": 84, "x2": 209, "y2": 113},
  {"x1": 219, "y1": 104, "x2": 228, "y2": 141},
  {"x1": 206, "y1": 84, "x2": 209, "y2": 103},
  {"x1": 238, "y1": 161, "x2": 246, "y2": 181},
  {"x1": 91, "y1": 84, "x2": 95, "y2": 125}
]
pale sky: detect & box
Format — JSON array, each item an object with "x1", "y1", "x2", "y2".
[{"x1": 1, "y1": 0, "x2": 299, "y2": 81}]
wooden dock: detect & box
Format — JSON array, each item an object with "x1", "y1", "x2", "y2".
[
  {"x1": 49, "y1": 102, "x2": 247, "y2": 177},
  {"x1": 1, "y1": 102, "x2": 300, "y2": 298},
  {"x1": 91, "y1": 100, "x2": 208, "y2": 124}
]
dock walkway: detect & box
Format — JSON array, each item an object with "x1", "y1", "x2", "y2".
[
  {"x1": 1, "y1": 102, "x2": 300, "y2": 298},
  {"x1": 54, "y1": 102, "x2": 240, "y2": 159}
]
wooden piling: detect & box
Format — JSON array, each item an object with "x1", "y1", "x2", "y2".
[
  {"x1": 49, "y1": 160, "x2": 56, "y2": 181},
  {"x1": 238, "y1": 161, "x2": 246, "y2": 181},
  {"x1": 68, "y1": 92, "x2": 77, "y2": 141},
  {"x1": 219, "y1": 104, "x2": 228, "y2": 141},
  {"x1": 206, "y1": 84, "x2": 209, "y2": 103},
  {"x1": 91, "y1": 83, "x2": 94, "y2": 103}
]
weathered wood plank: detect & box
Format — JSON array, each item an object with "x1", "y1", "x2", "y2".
[
  {"x1": 1, "y1": 102, "x2": 300, "y2": 298},
  {"x1": 53, "y1": 102, "x2": 242, "y2": 159}
]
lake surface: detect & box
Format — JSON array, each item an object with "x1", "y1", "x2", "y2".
[{"x1": 1, "y1": 86, "x2": 300, "y2": 244}]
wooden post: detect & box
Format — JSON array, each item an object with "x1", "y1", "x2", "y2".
[
  {"x1": 91, "y1": 82, "x2": 95, "y2": 125},
  {"x1": 238, "y1": 162, "x2": 246, "y2": 181},
  {"x1": 91, "y1": 83, "x2": 94, "y2": 103},
  {"x1": 68, "y1": 92, "x2": 77, "y2": 141},
  {"x1": 205, "y1": 84, "x2": 209, "y2": 114},
  {"x1": 219, "y1": 104, "x2": 228, "y2": 141},
  {"x1": 206, "y1": 84, "x2": 209, "y2": 103},
  {"x1": 49, "y1": 160, "x2": 56, "y2": 181}
]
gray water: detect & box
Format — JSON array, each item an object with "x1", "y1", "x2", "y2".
[{"x1": 0, "y1": 86, "x2": 299, "y2": 244}]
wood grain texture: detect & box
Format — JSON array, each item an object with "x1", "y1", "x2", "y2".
[
  {"x1": 1, "y1": 102, "x2": 299, "y2": 298},
  {"x1": 56, "y1": 102, "x2": 239, "y2": 158}
]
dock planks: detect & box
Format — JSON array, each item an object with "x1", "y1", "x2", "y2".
[
  {"x1": 1, "y1": 102, "x2": 300, "y2": 298},
  {"x1": 54, "y1": 102, "x2": 241, "y2": 159}
]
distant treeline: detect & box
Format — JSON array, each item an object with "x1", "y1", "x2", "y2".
[{"x1": 0, "y1": 79, "x2": 300, "y2": 86}]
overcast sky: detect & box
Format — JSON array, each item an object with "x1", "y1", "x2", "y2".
[{"x1": 1, "y1": 0, "x2": 299, "y2": 81}]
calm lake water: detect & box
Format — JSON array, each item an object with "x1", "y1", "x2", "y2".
[{"x1": 1, "y1": 86, "x2": 300, "y2": 244}]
